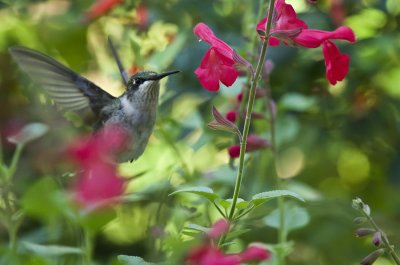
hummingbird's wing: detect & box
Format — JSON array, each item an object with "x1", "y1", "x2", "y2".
[{"x1": 9, "y1": 46, "x2": 115, "y2": 114}]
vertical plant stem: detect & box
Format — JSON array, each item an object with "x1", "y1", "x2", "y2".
[
  {"x1": 266, "y1": 86, "x2": 286, "y2": 265},
  {"x1": 8, "y1": 144, "x2": 23, "y2": 182},
  {"x1": 362, "y1": 211, "x2": 400, "y2": 264},
  {"x1": 227, "y1": 0, "x2": 276, "y2": 221},
  {"x1": 84, "y1": 229, "x2": 93, "y2": 265}
]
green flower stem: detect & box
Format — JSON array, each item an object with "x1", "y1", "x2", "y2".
[
  {"x1": 84, "y1": 229, "x2": 93, "y2": 265},
  {"x1": 266, "y1": 84, "x2": 287, "y2": 265},
  {"x1": 361, "y1": 210, "x2": 400, "y2": 264},
  {"x1": 227, "y1": 0, "x2": 276, "y2": 221},
  {"x1": 7, "y1": 144, "x2": 23, "y2": 182}
]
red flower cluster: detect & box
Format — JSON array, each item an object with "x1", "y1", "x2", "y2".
[
  {"x1": 193, "y1": 23, "x2": 240, "y2": 92},
  {"x1": 67, "y1": 126, "x2": 128, "y2": 210},
  {"x1": 256, "y1": 0, "x2": 355, "y2": 85},
  {"x1": 187, "y1": 219, "x2": 271, "y2": 265}
]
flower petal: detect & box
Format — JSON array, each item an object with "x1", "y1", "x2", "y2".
[
  {"x1": 322, "y1": 40, "x2": 350, "y2": 85},
  {"x1": 194, "y1": 48, "x2": 239, "y2": 91}
]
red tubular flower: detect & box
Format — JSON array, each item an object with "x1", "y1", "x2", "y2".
[
  {"x1": 193, "y1": 23, "x2": 240, "y2": 91},
  {"x1": 187, "y1": 244, "x2": 271, "y2": 265},
  {"x1": 83, "y1": 0, "x2": 123, "y2": 22},
  {"x1": 67, "y1": 125, "x2": 128, "y2": 209},
  {"x1": 256, "y1": 0, "x2": 355, "y2": 85},
  {"x1": 239, "y1": 245, "x2": 272, "y2": 263},
  {"x1": 187, "y1": 245, "x2": 240, "y2": 265},
  {"x1": 294, "y1": 26, "x2": 355, "y2": 48},
  {"x1": 207, "y1": 219, "x2": 230, "y2": 239},
  {"x1": 73, "y1": 163, "x2": 125, "y2": 209},
  {"x1": 322, "y1": 40, "x2": 350, "y2": 85}
]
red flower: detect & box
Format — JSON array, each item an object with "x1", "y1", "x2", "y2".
[
  {"x1": 207, "y1": 219, "x2": 230, "y2": 239},
  {"x1": 193, "y1": 23, "x2": 240, "y2": 91},
  {"x1": 67, "y1": 125, "x2": 128, "y2": 209},
  {"x1": 322, "y1": 40, "x2": 350, "y2": 85},
  {"x1": 187, "y1": 245, "x2": 240, "y2": 265},
  {"x1": 228, "y1": 134, "x2": 270, "y2": 158},
  {"x1": 256, "y1": 0, "x2": 355, "y2": 85},
  {"x1": 187, "y1": 244, "x2": 271, "y2": 265},
  {"x1": 73, "y1": 163, "x2": 125, "y2": 209},
  {"x1": 239, "y1": 245, "x2": 272, "y2": 263},
  {"x1": 83, "y1": 0, "x2": 123, "y2": 22}
]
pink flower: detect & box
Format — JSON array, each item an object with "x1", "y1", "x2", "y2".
[
  {"x1": 322, "y1": 40, "x2": 350, "y2": 85},
  {"x1": 228, "y1": 134, "x2": 270, "y2": 158},
  {"x1": 256, "y1": 0, "x2": 355, "y2": 85},
  {"x1": 207, "y1": 219, "x2": 230, "y2": 239},
  {"x1": 187, "y1": 245, "x2": 240, "y2": 265},
  {"x1": 239, "y1": 245, "x2": 272, "y2": 262},
  {"x1": 294, "y1": 26, "x2": 355, "y2": 48},
  {"x1": 187, "y1": 244, "x2": 271, "y2": 265},
  {"x1": 73, "y1": 163, "x2": 125, "y2": 209},
  {"x1": 67, "y1": 125, "x2": 128, "y2": 209},
  {"x1": 193, "y1": 23, "x2": 240, "y2": 91}
]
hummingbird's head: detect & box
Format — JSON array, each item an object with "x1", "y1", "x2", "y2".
[{"x1": 126, "y1": 70, "x2": 180, "y2": 105}]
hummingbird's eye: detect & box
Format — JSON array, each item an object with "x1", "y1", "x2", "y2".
[{"x1": 133, "y1": 78, "x2": 144, "y2": 86}]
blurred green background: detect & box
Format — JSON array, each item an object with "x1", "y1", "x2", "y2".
[{"x1": 0, "y1": 0, "x2": 400, "y2": 264}]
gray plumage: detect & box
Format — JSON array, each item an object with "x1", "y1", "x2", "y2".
[{"x1": 9, "y1": 46, "x2": 179, "y2": 162}]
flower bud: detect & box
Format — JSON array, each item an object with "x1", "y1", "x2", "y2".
[
  {"x1": 355, "y1": 228, "x2": 375, "y2": 237},
  {"x1": 372, "y1": 231, "x2": 382, "y2": 247},
  {"x1": 360, "y1": 248, "x2": 385, "y2": 265},
  {"x1": 353, "y1": 217, "x2": 368, "y2": 225}
]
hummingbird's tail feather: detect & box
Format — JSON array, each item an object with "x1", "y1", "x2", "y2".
[{"x1": 9, "y1": 46, "x2": 115, "y2": 114}]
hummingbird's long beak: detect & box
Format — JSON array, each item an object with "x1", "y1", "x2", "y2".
[{"x1": 150, "y1": 70, "x2": 180, "y2": 80}]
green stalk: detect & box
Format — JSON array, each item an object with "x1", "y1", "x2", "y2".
[
  {"x1": 361, "y1": 210, "x2": 400, "y2": 264},
  {"x1": 83, "y1": 229, "x2": 93, "y2": 265},
  {"x1": 7, "y1": 144, "x2": 23, "y2": 182},
  {"x1": 227, "y1": 0, "x2": 276, "y2": 221}
]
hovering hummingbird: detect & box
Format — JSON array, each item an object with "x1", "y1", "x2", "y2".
[{"x1": 9, "y1": 38, "x2": 180, "y2": 162}]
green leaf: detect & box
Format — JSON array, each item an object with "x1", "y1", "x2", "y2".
[
  {"x1": 7, "y1": 123, "x2": 48, "y2": 145},
  {"x1": 264, "y1": 204, "x2": 310, "y2": 232},
  {"x1": 118, "y1": 255, "x2": 157, "y2": 265},
  {"x1": 185, "y1": 223, "x2": 210, "y2": 234},
  {"x1": 251, "y1": 190, "x2": 305, "y2": 207},
  {"x1": 22, "y1": 242, "x2": 83, "y2": 256},
  {"x1": 21, "y1": 177, "x2": 69, "y2": 222},
  {"x1": 169, "y1": 186, "x2": 220, "y2": 202},
  {"x1": 216, "y1": 198, "x2": 249, "y2": 210}
]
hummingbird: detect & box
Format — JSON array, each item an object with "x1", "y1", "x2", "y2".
[{"x1": 9, "y1": 38, "x2": 180, "y2": 162}]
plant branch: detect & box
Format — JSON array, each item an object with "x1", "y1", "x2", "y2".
[{"x1": 227, "y1": 0, "x2": 276, "y2": 222}]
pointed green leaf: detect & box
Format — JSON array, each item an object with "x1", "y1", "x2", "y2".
[
  {"x1": 169, "y1": 186, "x2": 220, "y2": 202},
  {"x1": 118, "y1": 255, "x2": 157, "y2": 265},
  {"x1": 22, "y1": 242, "x2": 83, "y2": 256},
  {"x1": 251, "y1": 190, "x2": 304, "y2": 207},
  {"x1": 186, "y1": 223, "x2": 210, "y2": 234},
  {"x1": 7, "y1": 123, "x2": 48, "y2": 145}
]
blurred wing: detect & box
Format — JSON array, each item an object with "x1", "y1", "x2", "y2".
[{"x1": 9, "y1": 46, "x2": 115, "y2": 113}]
